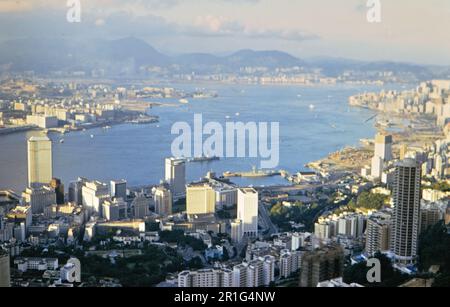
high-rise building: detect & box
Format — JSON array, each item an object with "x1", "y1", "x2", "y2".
[
  {"x1": 110, "y1": 180, "x2": 127, "y2": 200},
  {"x1": 374, "y1": 133, "x2": 393, "y2": 161},
  {"x1": 391, "y1": 159, "x2": 422, "y2": 264},
  {"x1": 102, "y1": 199, "x2": 120, "y2": 221},
  {"x1": 0, "y1": 250, "x2": 10, "y2": 287},
  {"x1": 82, "y1": 181, "x2": 110, "y2": 215},
  {"x1": 314, "y1": 220, "x2": 336, "y2": 240},
  {"x1": 50, "y1": 178, "x2": 64, "y2": 205},
  {"x1": 279, "y1": 249, "x2": 302, "y2": 278},
  {"x1": 27, "y1": 136, "x2": 53, "y2": 188},
  {"x1": 22, "y1": 186, "x2": 57, "y2": 214},
  {"x1": 186, "y1": 183, "x2": 216, "y2": 216},
  {"x1": 132, "y1": 196, "x2": 150, "y2": 219},
  {"x1": 231, "y1": 219, "x2": 243, "y2": 244},
  {"x1": 68, "y1": 177, "x2": 88, "y2": 206},
  {"x1": 154, "y1": 186, "x2": 173, "y2": 216},
  {"x1": 371, "y1": 133, "x2": 393, "y2": 179},
  {"x1": 178, "y1": 269, "x2": 233, "y2": 288},
  {"x1": 365, "y1": 211, "x2": 391, "y2": 256},
  {"x1": 237, "y1": 188, "x2": 258, "y2": 238},
  {"x1": 299, "y1": 244, "x2": 344, "y2": 288},
  {"x1": 420, "y1": 202, "x2": 444, "y2": 233},
  {"x1": 165, "y1": 158, "x2": 186, "y2": 197}
]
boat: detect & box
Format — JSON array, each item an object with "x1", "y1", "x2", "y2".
[
  {"x1": 59, "y1": 139, "x2": 65, "y2": 144},
  {"x1": 188, "y1": 156, "x2": 220, "y2": 163},
  {"x1": 235, "y1": 112, "x2": 240, "y2": 116},
  {"x1": 179, "y1": 99, "x2": 189, "y2": 104},
  {"x1": 223, "y1": 167, "x2": 280, "y2": 178},
  {"x1": 309, "y1": 104, "x2": 315, "y2": 110},
  {"x1": 90, "y1": 134, "x2": 94, "y2": 138}
]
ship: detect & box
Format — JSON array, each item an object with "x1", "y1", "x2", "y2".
[
  {"x1": 187, "y1": 156, "x2": 220, "y2": 163},
  {"x1": 223, "y1": 167, "x2": 280, "y2": 178}
]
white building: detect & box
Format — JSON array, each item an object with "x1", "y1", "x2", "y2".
[
  {"x1": 154, "y1": 186, "x2": 173, "y2": 216},
  {"x1": 237, "y1": 188, "x2": 259, "y2": 238},
  {"x1": 82, "y1": 181, "x2": 110, "y2": 215},
  {"x1": 165, "y1": 158, "x2": 186, "y2": 197},
  {"x1": 22, "y1": 186, "x2": 57, "y2": 214}
]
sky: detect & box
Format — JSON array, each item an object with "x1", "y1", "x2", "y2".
[{"x1": 0, "y1": 0, "x2": 449, "y2": 65}]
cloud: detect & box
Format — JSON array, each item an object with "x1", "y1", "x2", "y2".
[{"x1": 188, "y1": 15, "x2": 318, "y2": 42}]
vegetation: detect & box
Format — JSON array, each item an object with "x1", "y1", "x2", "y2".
[
  {"x1": 159, "y1": 230, "x2": 207, "y2": 251},
  {"x1": 430, "y1": 181, "x2": 450, "y2": 193},
  {"x1": 337, "y1": 192, "x2": 389, "y2": 214},
  {"x1": 343, "y1": 253, "x2": 409, "y2": 287},
  {"x1": 269, "y1": 201, "x2": 327, "y2": 231},
  {"x1": 418, "y1": 222, "x2": 450, "y2": 287}
]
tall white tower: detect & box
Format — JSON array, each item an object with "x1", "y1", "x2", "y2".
[
  {"x1": 27, "y1": 136, "x2": 53, "y2": 188},
  {"x1": 165, "y1": 158, "x2": 186, "y2": 197},
  {"x1": 237, "y1": 188, "x2": 259, "y2": 238}
]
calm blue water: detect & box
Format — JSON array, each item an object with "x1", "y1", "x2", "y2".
[{"x1": 0, "y1": 83, "x2": 401, "y2": 192}]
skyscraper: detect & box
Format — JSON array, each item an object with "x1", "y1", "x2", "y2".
[
  {"x1": 50, "y1": 178, "x2": 64, "y2": 205},
  {"x1": 237, "y1": 188, "x2": 259, "y2": 238},
  {"x1": 27, "y1": 136, "x2": 53, "y2": 188},
  {"x1": 371, "y1": 133, "x2": 393, "y2": 179},
  {"x1": 165, "y1": 158, "x2": 186, "y2": 197},
  {"x1": 154, "y1": 186, "x2": 173, "y2": 217},
  {"x1": 299, "y1": 244, "x2": 344, "y2": 288},
  {"x1": 365, "y1": 211, "x2": 391, "y2": 256},
  {"x1": 110, "y1": 180, "x2": 127, "y2": 200},
  {"x1": 391, "y1": 159, "x2": 422, "y2": 264}
]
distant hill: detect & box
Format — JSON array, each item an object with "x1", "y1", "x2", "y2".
[{"x1": 0, "y1": 36, "x2": 447, "y2": 79}]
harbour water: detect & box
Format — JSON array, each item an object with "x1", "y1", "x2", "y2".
[{"x1": 0, "y1": 83, "x2": 403, "y2": 192}]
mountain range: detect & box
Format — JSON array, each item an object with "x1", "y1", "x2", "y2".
[{"x1": 0, "y1": 37, "x2": 448, "y2": 79}]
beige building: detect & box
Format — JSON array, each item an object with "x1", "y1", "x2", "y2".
[
  {"x1": 365, "y1": 212, "x2": 391, "y2": 256},
  {"x1": 154, "y1": 186, "x2": 173, "y2": 216},
  {"x1": 186, "y1": 183, "x2": 216, "y2": 215},
  {"x1": 27, "y1": 136, "x2": 53, "y2": 188}
]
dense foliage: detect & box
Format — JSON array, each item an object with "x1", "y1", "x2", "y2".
[
  {"x1": 418, "y1": 222, "x2": 450, "y2": 287},
  {"x1": 159, "y1": 230, "x2": 207, "y2": 251},
  {"x1": 343, "y1": 253, "x2": 409, "y2": 287}
]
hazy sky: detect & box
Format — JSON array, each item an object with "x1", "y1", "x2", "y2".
[{"x1": 0, "y1": 0, "x2": 449, "y2": 64}]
